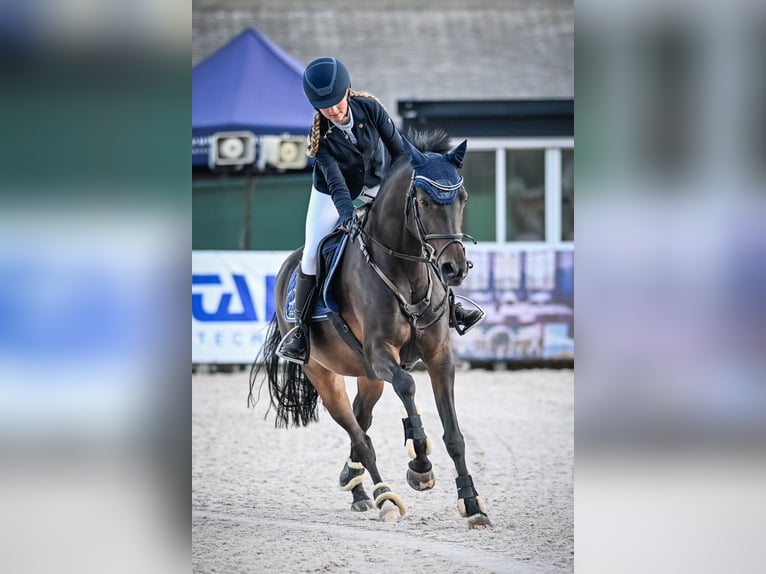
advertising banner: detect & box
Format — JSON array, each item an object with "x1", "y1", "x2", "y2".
[
  {"x1": 192, "y1": 247, "x2": 574, "y2": 364},
  {"x1": 192, "y1": 251, "x2": 290, "y2": 363},
  {"x1": 452, "y1": 247, "x2": 574, "y2": 361}
]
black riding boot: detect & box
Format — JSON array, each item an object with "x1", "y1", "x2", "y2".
[
  {"x1": 278, "y1": 270, "x2": 317, "y2": 363},
  {"x1": 450, "y1": 296, "x2": 484, "y2": 334}
]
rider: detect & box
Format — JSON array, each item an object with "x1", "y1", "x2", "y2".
[{"x1": 278, "y1": 57, "x2": 483, "y2": 363}]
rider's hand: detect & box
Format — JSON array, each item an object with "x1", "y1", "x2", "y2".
[{"x1": 340, "y1": 214, "x2": 359, "y2": 235}]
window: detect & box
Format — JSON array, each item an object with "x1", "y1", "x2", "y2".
[
  {"x1": 561, "y1": 149, "x2": 574, "y2": 242},
  {"x1": 461, "y1": 151, "x2": 496, "y2": 242},
  {"x1": 506, "y1": 150, "x2": 546, "y2": 242},
  {"x1": 451, "y1": 139, "x2": 573, "y2": 245}
]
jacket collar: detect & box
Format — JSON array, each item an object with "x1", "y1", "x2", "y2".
[{"x1": 348, "y1": 97, "x2": 367, "y2": 124}]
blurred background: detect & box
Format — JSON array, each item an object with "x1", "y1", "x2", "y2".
[
  {"x1": 0, "y1": 1, "x2": 189, "y2": 573},
  {"x1": 576, "y1": 0, "x2": 766, "y2": 572},
  {"x1": 2, "y1": 0, "x2": 765, "y2": 572}
]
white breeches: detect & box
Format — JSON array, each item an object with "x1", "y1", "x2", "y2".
[
  {"x1": 300, "y1": 185, "x2": 379, "y2": 276},
  {"x1": 301, "y1": 187, "x2": 338, "y2": 275}
]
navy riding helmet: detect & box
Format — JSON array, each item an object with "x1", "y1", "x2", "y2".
[{"x1": 302, "y1": 57, "x2": 351, "y2": 109}]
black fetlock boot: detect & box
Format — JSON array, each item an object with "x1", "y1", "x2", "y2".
[
  {"x1": 278, "y1": 270, "x2": 317, "y2": 363},
  {"x1": 449, "y1": 291, "x2": 485, "y2": 335}
]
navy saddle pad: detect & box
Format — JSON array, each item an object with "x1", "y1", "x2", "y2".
[{"x1": 283, "y1": 230, "x2": 348, "y2": 324}]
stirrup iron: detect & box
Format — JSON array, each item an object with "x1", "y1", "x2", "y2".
[
  {"x1": 450, "y1": 293, "x2": 486, "y2": 336},
  {"x1": 276, "y1": 325, "x2": 309, "y2": 364}
]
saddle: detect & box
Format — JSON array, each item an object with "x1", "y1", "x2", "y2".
[
  {"x1": 285, "y1": 213, "x2": 390, "y2": 377},
  {"x1": 283, "y1": 227, "x2": 348, "y2": 324}
]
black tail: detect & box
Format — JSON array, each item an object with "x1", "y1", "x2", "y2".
[{"x1": 248, "y1": 314, "x2": 319, "y2": 428}]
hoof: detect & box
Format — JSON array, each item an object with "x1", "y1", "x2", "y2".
[
  {"x1": 351, "y1": 498, "x2": 375, "y2": 512},
  {"x1": 373, "y1": 482, "x2": 407, "y2": 517},
  {"x1": 406, "y1": 467, "x2": 435, "y2": 491},
  {"x1": 467, "y1": 513, "x2": 493, "y2": 530},
  {"x1": 378, "y1": 500, "x2": 401, "y2": 523}
]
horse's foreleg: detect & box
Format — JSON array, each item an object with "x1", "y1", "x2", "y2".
[
  {"x1": 391, "y1": 369, "x2": 436, "y2": 487},
  {"x1": 426, "y1": 359, "x2": 492, "y2": 529},
  {"x1": 399, "y1": 402, "x2": 436, "y2": 490},
  {"x1": 366, "y1": 347, "x2": 435, "y2": 491}
]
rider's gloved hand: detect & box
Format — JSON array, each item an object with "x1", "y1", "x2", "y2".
[{"x1": 339, "y1": 211, "x2": 360, "y2": 236}]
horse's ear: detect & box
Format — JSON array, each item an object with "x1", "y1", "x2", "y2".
[
  {"x1": 401, "y1": 134, "x2": 429, "y2": 170},
  {"x1": 446, "y1": 140, "x2": 468, "y2": 169}
]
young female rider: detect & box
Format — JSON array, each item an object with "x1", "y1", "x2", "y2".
[{"x1": 278, "y1": 57, "x2": 482, "y2": 363}]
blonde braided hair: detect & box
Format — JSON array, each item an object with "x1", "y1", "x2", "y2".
[{"x1": 306, "y1": 90, "x2": 388, "y2": 157}]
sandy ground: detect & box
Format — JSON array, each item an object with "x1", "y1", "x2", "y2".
[{"x1": 192, "y1": 368, "x2": 573, "y2": 573}]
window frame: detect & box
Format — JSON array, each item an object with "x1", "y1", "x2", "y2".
[{"x1": 456, "y1": 137, "x2": 574, "y2": 249}]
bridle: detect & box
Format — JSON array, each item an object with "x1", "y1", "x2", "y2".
[
  {"x1": 409, "y1": 173, "x2": 476, "y2": 271},
  {"x1": 354, "y1": 171, "x2": 476, "y2": 330}
]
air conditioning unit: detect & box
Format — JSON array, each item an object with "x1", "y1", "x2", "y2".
[
  {"x1": 261, "y1": 135, "x2": 309, "y2": 170},
  {"x1": 209, "y1": 131, "x2": 256, "y2": 167}
]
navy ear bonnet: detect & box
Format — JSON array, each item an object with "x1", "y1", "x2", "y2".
[
  {"x1": 402, "y1": 137, "x2": 467, "y2": 204},
  {"x1": 413, "y1": 153, "x2": 463, "y2": 204}
]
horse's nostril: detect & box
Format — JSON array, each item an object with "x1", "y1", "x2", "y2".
[{"x1": 441, "y1": 262, "x2": 457, "y2": 277}]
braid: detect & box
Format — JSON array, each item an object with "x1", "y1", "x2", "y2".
[{"x1": 307, "y1": 112, "x2": 323, "y2": 157}]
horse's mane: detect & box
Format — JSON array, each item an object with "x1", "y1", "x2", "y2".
[{"x1": 406, "y1": 128, "x2": 451, "y2": 154}]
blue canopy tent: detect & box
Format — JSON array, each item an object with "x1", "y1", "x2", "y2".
[{"x1": 192, "y1": 28, "x2": 315, "y2": 167}]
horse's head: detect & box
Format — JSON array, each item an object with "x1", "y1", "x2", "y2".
[{"x1": 403, "y1": 134, "x2": 471, "y2": 286}]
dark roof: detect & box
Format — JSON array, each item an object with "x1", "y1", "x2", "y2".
[
  {"x1": 399, "y1": 99, "x2": 574, "y2": 137},
  {"x1": 193, "y1": 1, "x2": 573, "y2": 121}
]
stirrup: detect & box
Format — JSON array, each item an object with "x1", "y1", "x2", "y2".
[
  {"x1": 276, "y1": 326, "x2": 309, "y2": 365},
  {"x1": 451, "y1": 294, "x2": 486, "y2": 336}
]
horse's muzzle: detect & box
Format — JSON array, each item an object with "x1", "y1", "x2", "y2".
[{"x1": 440, "y1": 261, "x2": 467, "y2": 286}]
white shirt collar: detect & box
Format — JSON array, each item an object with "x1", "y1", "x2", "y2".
[{"x1": 331, "y1": 106, "x2": 354, "y2": 131}]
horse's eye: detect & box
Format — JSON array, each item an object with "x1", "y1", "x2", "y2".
[{"x1": 419, "y1": 198, "x2": 429, "y2": 207}]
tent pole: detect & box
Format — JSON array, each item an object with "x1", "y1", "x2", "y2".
[{"x1": 243, "y1": 166, "x2": 255, "y2": 250}]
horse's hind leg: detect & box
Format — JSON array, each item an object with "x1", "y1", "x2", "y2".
[
  {"x1": 339, "y1": 376, "x2": 384, "y2": 511},
  {"x1": 305, "y1": 365, "x2": 406, "y2": 521}
]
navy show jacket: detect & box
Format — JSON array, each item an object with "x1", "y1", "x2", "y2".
[{"x1": 312, "y1": 96, "x2": 407, "y2": 221}]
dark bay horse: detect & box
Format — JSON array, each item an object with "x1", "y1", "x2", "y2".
[{"x1": 249, "y1": 130, "x2": 491, "y2": 529}]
